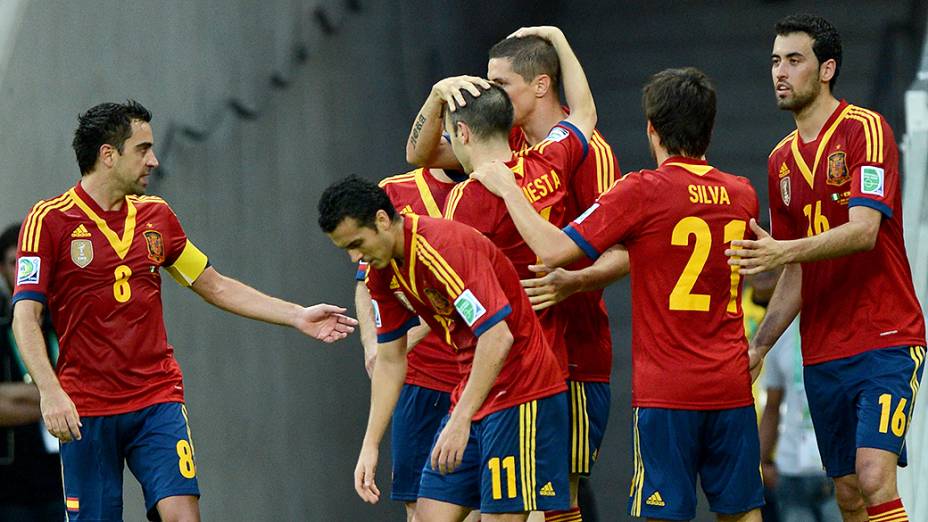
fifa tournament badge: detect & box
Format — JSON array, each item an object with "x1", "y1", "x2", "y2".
[
  {"x1": 71, "y1": 239, "x2": 93, "y2": 268},
  {"x1": 779, "y1": 176, "x2": 791, "y2": 206}
]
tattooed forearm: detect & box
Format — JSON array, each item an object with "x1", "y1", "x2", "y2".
[{"x1": 410, "y1": 114, "x2": 427, "y2": 147}]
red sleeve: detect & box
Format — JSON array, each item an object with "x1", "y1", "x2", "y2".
[
  {"x1": 11, "y1": 203, "x2": 60, "y2": 307},
  {"x1": 563, "y1": 172, "x2": 646, "y2": 259},
  {"x1": 366, "y1": 267, "x2": 418, "y2": 343},
  {"x1": 521, "y1": 121, "x2": 589, "y2": 183},
  {"x1": 767, "y1": 156, "x2": 797, "y2": 240},
  {"x1": 161, "y1": 205, "x2": 192, "y2": 266},
  {"x1": 443, "y1": 181, "x2": 505, "y2": 237},
  {"x1": 847, "y1": 115, "x2": 897, "y2": 218}
]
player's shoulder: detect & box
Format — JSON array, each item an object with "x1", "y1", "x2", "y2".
[
  {"x1": 443, "y1": 178, "x2": 491, "y2": 216},
  {"x1": 127, "y1": 193, "x2": 171, "y2": 207},
  {"x1": 842, "y1": 103, "x2": 892, "y2": 134},
  {"x1": 24, "y1": 189, "x2": 74, "y2": 219},
  {"x1": 378, "y1": 170, "x2": 419, "y2": 189},
  {"x1": 768, "y1": 129, "x2": 798, "y2": 160}
]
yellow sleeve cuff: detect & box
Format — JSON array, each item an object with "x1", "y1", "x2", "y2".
[{"x1": 166, "y1": 240, "x2": 208, "y2": 287}]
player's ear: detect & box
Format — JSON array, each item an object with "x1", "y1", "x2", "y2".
[
  {"x1": 99, "y1": 143, "x2": 117, "y2": 168},
  {"x1": 457, "y1": 122, "x2": 471, "y2": 145},
  {"x1": 374, "y1": 209, "x2": 391, "y2": 231},
  {"x1": 534, "y1": 74, "x2": 551, "y2": 98},
  {"x1": 819, "y1": 58, "x2": 836, "y2": 85}
]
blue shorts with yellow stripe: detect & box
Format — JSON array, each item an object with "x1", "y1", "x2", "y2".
[
  {"x1": 804, "y1": 345, "x2": 926, "y2": 478},
  {"x1": 627, "y1": 406, "x2": 764, "y2": 520},
  {"x1": 60, "y1": 402, "x2": 199, "y2": 521},
  {"x1": 390, "y1": 384, "x2": 452, "y2": 502},
  {"x1": 568, "y1": 380, "x2": 610, "y2": 476},
  {"x1": 418, "y1": 392, "x2": 569, "y2": 513}
]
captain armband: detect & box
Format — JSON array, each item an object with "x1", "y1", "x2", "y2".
[{"x1": 166, "y1": 240, "x2": 209, "y2": 287}]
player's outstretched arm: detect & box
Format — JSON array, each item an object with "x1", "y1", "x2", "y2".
[
  {"x1": 748, "y1": 264, "x2": 802, "y2": 381},
  {"x1": 406, "y1": 75, "x2": 491, "y2": 168},
  {"x1": 355, "y1": 335, "x2": 408, "y2": 504},
  {"x1": 726, "y1": 209, "x2": 880, "y2": 274},
  {"x1": 509, "y1": 26, "x2": 596, "y2": 140},
  {"x1": 354, "y1": 282, "x2": 378, "y2": 377},
  {"x1": 431, "y1": 320, "x2": 512, "y2": 475},
  {"x1": 190, "y1": 267, "x2": 357, "y2": 343},
  {"x1": 471, "y1": 161, "x2": 584, "y2": 267},
  {"x1": 12, "y1": 300, "x2": 81, "y2": 441},
  {"x1": 522, "y1": 244, "x2": 629, "y2": 311}
]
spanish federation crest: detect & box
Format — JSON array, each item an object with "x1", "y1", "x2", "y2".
[
  {"x1": 780, "y1": 176, "x2": 791, "y2": 206},
  {"x1": 424, "y1": 288, "x2": 454, "y2": 316},
  {"x1": 143, "y1": 230, "x2": 164, "y2": 264},
  {"x1": 71, "y1": 239, "x2": 93, "y2": 268},
  {"x1": 827, "y1": 151, "x2": 850, "y2": 186}
]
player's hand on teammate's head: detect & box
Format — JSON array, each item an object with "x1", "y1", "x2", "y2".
[
  {"x1": 354, "y1": 445, "x2": 381, "y2": 503},
  {"x1": 295, "y1": 304, "x2": 358, "y2": 343},
  {"x1": 508, "y1": 25, "x2": 564, "y2": 41},
  {"x1": 725, "y1": 219, "x2": 783, "y2": 276},
  {"x1": 431, "y1": 75, "x2": 491, "y2": 112},
  {"x1": 40, "y1": 386, "x2": 82, "y2": 442},
  {"x1": 469, "y1": 160, "x2": 517, "y2": 198}
]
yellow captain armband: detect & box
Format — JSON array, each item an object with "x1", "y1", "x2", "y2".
[{"x1": 166, "y1": 240, "x2": 209, "y2": 287}]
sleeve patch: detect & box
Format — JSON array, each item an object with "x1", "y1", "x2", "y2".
[
  {"x1": 454, "y1": 289, "x2": 487, "y2": 327},
  {"x1": 573, "y1": 203, "x2": 600, "y2": 225},
  {"x1": 371, "y1": 299, "x2": 382, "y2": 327},
  {"x1": 545, "y1": 127, "x2": 569, "y2": 142},
  {"x1": 17, "y1": 257, "x2": 40, "y2": 285},
  {"x1": 861, "y1": 166, "x2": 885, "y2": 196}
]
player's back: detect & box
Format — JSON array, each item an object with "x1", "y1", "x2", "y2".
[{"x1": 570, "y1": 157, "x2": 758, "y2": 409}]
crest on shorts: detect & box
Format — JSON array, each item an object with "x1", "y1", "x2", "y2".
[
  {"x1": 424, "y1": 288, "x2": 453, "y2": 316},
  {"x1": 143, "y1": 230, "x2": 164, "y2": 264},
  {"x1": 779, "y1": 176, "x2": 791, "y2": 206},
  {"x1": 70, "y1": 239, "x2": 93, "y2": 268},
  {"x1": 827, "y1": 151, "x2": 850, "y2": 186}
]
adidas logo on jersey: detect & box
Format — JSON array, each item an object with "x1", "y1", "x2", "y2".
[
  {"x1": 71, "y1": 224, "x2": 92, "y2": 238},
  {"x1": 539, "y1": 482, "x2": 556, "y2": 497},
  {"x1": 646, "y1": 491, "x2": 665, "y2": 507}
]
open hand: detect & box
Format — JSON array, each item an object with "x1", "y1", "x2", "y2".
[
  {"x1": 41, "y1": 386, "x2": 81, "y2": 442},
  {"x1": 354, "y1": 445, "x2": 381, "y2": 503},
  {"x1": 725, "y1": 219, "x2": 789, "y2": 275},
  {"x1": 432, "y1": 76, "x2": 492, "y2": 112},
  {"x1": 470, "y1": 160, "x2": 518, "y2": 198},
  {"x1": 294, "y1": 304, "x2": 358, "y2": 342},
  {"x1": 430, "y1": 417, "x2": 470, "y2": 475},
  {"x1": 522, "y1": 265, "x2": 581, "y2": 311}
]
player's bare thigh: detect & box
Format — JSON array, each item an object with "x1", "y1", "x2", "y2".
[
  {"x1": 156, "y1": 494, "x2": 200, "y2": 522},
  {"x1": 407, "y1": 500, "x2": 481, "y2": 521},
  {"x1": 415, "y1": 498, "x2": 515, "y2": 522}
]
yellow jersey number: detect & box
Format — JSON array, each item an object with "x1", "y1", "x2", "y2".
[
  {"x1": 113, "y1": 265, "x2": 132, "y2": 303},
  {"x1": 802, "y1": 200, "x2": 830, "y2": 237},
  {"x1": 669, "y1": 217, "x2": 746, "y2": 313},
  {"x1": 487, "y1": 456, "x2": 517, "y2": 500}
]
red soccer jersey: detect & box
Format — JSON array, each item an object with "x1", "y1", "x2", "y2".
[
  {"x1": 13, "y1": 183, "x2": 209, "y2": 416},
  {"x1": 564, "y1": 157, "x2": 759, "y2": 409},
  {"x1": 367, "y1": 215, "x2": 565, "y2": 420},
  {"x1": 445, "y1": 121, "x2": 588, "y2": 377},
  {"x1": 768, "y1": 101, "x2": 925, "y2": 364},
  {"x1": 360, "y1": 168, "x2": 462, "y2": 392},
  {"x1": 511, "y1": 125, "x2": 620, "y2": 382}
]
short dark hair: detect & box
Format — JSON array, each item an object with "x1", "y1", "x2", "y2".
[
  {"x1": 775, "y1": 14, "x2": 842, "y2": 89},
  {"x1": 642, "y1": 67, "x2": 716, "y2": 158},
  {"x1": 489, "y1": 35, "x2": 560, "y2": 91},
  {"x1": 317, "y1": 176, "x2": 397, "y2": 233},
  {"x1": 72, "y1": 100, "x2": 153, "y2": 175},
  {"x1": 445, "y1": 84, "x2": 513, "y2": 141},
  {"x1": 0, "y1": 222, "x2": 20, "y2": 255}
]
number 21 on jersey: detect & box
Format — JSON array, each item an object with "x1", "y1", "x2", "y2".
[{"x1": 669, "y1": 217, "x2": 746, "y2": 313}]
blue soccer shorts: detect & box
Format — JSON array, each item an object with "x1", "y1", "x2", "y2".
[
  {"x1": 390, "y1": 384, "x2": 452, "y2": 502},
  {"x1": 418, "y1": 392, "x2": 570, "y2": 513},
  {"x1": 627, "y1": 406, "x2": 765, "y2": 520},
  {"x1": 804, "y1": 345, "x2": 926, "y2": 477},
  {"x1": 60, "y1": 402, "x2": 200, "y2": 521},
  {"x1": 568, "y1": 380, "x2": 610, "y2": 476}
]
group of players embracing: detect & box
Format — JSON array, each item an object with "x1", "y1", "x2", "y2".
[{"x1": 318, "y1": 13, "x2": 926, "y2": 522}]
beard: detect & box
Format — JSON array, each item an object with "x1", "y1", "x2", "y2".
[{"x1": 776, "y1": 78, "x2": 821, "y2": 112}]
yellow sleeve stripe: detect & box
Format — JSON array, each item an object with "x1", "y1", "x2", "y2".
[
  {"x1": 166, "y1": 240, "x2": 208, "y2": 287},
  {"x1": 21, "y1": 194, "x2": 72, "y2": 253},
  {"x1": 443, "y1": 181, "x2": 472, "y2": 219},
  {"x1": 378, "y1": 171, "x2": 418, "y2": 188},
  {"x1": 413, "y1": 169, "x2": 443, "y2": 218},
  {"x1": 590, "y1": 134, "x2": 616, "y2": 196},
  {"x1": 415, "y1": 236, "x2": 464, "y2": 296},
  {"x1": 127, "y1": 195, "x2": 168, "y2": 205},
  {"x1": 768, "y1": 130, "x2": 797, "y2": 158},
  {"x1": 848, "y1": 107, "x2": 884, "y2": 163}
]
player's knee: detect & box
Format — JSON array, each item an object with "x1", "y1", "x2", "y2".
[
  {"x1": 833, "y1": 477, "x2": 866, "y2": 512},
  {"x1": 855, "y1": 460, "x2": 897, "y2": 501}
]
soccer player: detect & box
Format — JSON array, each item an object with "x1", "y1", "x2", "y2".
[
  {"x1": 320, "y1": 176, "x2": 569, "y2": 522},
  {"x1": 726, "y1": 14, "x2": 926, "y2": 522},
  {"x1": 352, "y1": 166, "x2": 469, "y2": 521},
  {"x1": 406, "y1": 31, "x2": 620, "y2": 520},
  {"x1": 471, "y1": 67, "x2": 764, "y2": 521},
  {"x1": 10, "y1": 100, "x2": 357, "y2": 522}
]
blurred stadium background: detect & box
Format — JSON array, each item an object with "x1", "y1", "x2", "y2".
[{"x1": 0, "y1": 1, "x2": 925, "y2": 520}]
